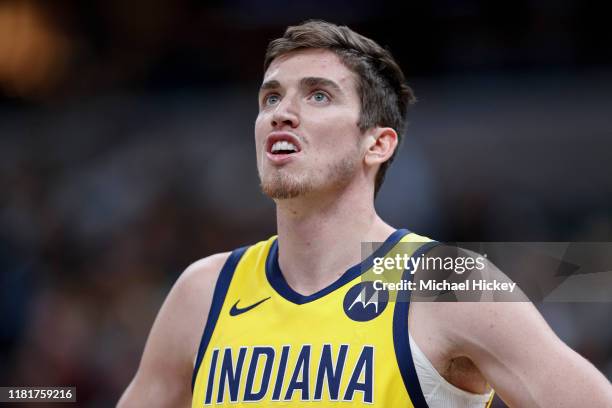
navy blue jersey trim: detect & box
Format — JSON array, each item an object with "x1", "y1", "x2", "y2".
[
  {"x1": 265, "y1": 229, "x2": 410, "y2": 305},
  {"x1": 191, "y1": 246, "x2": 249, "y2": 391},
  {"x1": 392, "y1": 241, "x2": 439, "y2": 408}
]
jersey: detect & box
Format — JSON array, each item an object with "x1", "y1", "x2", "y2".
[{"x1": 191, "y1": 229, "x2": 438, "y2": 407}]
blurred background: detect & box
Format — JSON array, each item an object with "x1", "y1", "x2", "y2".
[{"x1": 0, "y1": 0, "x2": 610, "y2": 406}]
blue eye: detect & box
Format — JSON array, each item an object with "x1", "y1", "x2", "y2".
[
  {"x1": 311, "y1": 92, "x2": 329, "y2": 103},
  {"x1": 265, "y1": 94, "x2": 280, "y2": 106}
]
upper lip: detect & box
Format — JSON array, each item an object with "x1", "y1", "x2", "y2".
[{"x1": 266, "y1": 132, "x2": 302, "y2": 153}]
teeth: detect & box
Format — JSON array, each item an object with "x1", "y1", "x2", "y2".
[{"x1": 271, "y1": 140, "x2": 297, "y2": 153}]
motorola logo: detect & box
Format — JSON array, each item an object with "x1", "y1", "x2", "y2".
[{"x1": 343, "y1": 282, "x2": 389, "y2": 322}]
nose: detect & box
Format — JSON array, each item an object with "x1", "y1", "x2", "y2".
[{"x1": 271, "y1": 96, "x2": 299, "y2": 129}]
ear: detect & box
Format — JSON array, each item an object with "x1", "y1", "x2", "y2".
[{"x1": 363, "y1": 127, "x2": 398, "y2": 168}]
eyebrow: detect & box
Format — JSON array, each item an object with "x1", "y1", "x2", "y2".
[
  {"x1": 259, "y1": 80, "x2": 281, "y2": 92},
  {"x1": 300, "y1": 77, "x2": 342, "y2": 93},
  {"x1": 259, "y1": 77, "x2": 343, "y2": 94}
]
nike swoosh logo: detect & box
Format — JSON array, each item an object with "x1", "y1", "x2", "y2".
[{"x1": 229, "y1": 297, "x2": 271, "y2": 316}]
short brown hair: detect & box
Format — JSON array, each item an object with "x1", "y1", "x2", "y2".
[{"x1": 264, "y1": 20, "x2": 415, "y2": 196}]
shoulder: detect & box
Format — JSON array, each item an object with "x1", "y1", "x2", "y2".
[
  {"x1": 409, "y1": 247, "x2": 559, "y2": 389},
  {"x1": 146, "y1": 251, "x2": 237, "y2": 367},
  {"x1": 411, "y1": 246, "x2": 534, "y2": 341},
  {"x1": 170, "y1": 252, "x2": 234, "y2": 350},
  {"x1": 117, "y1": 251, "x2": 234, "y2": 407},
  {"x1": 177, "y1": 252, "x2": 233, "y2": 297},
  {"x1": 409, "y1": 244, "x2": 539, "y2": 365},
  {"x1": 154, "y1": 251, "x2": 234, "y2": 362},
  {"x1": 163, "y1": 252, "x2": 233, "y2": 321},
  {"x1": 409, "y1": 254, "x2": 612, "y2": 405},
  {"x1": 175, "y1": 240, "x2": 272, "y2": 311}
]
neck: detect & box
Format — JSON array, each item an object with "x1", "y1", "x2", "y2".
[{"x1": 274, "y1": 183, "x2": 395, "y2": 296}]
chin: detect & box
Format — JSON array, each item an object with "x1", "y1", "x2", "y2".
[{"x1": 260, "y1": 173, "x2": 312, "y2": 200}]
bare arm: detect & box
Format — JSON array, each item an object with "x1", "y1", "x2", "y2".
[
  {"x1": 430, "y1": 299, "x2": 612, "y2": 407},
  {"x1": 412, "y1": 246, "x2": 611, "y2": 405},
  {"x1": 117, "y1": 252, "x2": 230, "y2": 408}
]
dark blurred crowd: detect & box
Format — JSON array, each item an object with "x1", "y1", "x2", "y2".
[{"x1": 1, "y1": 1, "x2": 611, "y2": 407}]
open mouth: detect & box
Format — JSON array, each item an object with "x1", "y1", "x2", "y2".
[
  {"x1": 266, "y1": 133, "x2": 302, "y2": 157},
  {"x1": 270, "y1": 140, "x2": 299, "y2": 155}
]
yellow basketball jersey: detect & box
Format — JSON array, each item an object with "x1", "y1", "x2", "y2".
[{"x1": 191, "y1": 229, "x2": 436, "y2": 407}]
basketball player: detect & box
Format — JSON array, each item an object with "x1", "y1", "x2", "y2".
[{"x1": 118, "y1": 21, "x2": 612, "y2": 407}]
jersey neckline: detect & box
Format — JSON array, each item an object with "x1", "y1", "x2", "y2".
[{"x1": 265, "y1": 228, "x2": 410, "y2": 305}]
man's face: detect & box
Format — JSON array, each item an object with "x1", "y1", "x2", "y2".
[{"x1": 255, "y1": 48, "x2": 365, "y2": 200}]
